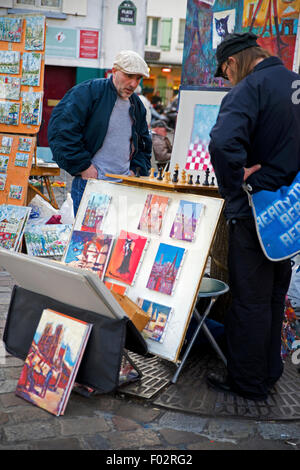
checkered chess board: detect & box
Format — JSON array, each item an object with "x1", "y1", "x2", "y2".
[{"x1": 185, "y1": 140, "x2": 215, "y2": 174}]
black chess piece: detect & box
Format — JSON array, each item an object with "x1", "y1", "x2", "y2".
[
  {"x1": 195, "y1": 175, "x2": 201, "y2": 185},
  {"x1": 172, "y1": 169, "x2": 179, "y2": 183},
  {"x1": 157, "y1": 167, "x2": 163, "y2": 181},
  {"x1": 135, "y1": 166, "x2": 141, "y2": 177},
  {"x1": 211, "y1": 176, "x2": 215, "y2": 186},
  {"x1": 188, "y1": 175, "x2": 193, "y2": 185},
  {"x1": 203, "y1": 168, "x2": 210, "y2": 186}
]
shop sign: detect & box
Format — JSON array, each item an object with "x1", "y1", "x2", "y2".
[
  {"x1": 118, "y1": 1, "x2": 137, "y2": 26},
  {"x1": 79, "y1": 30, "x2": 99, "y2": 59},
  {"x1": 45, "y1": 26, "x2": 77, "y2": 58}
]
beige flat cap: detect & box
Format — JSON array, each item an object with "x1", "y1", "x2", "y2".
[{"x1": 113, "y1": 50, "x2": 150, "y2": 78}]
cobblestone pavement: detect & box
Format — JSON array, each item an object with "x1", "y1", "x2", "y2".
[{"x1": 0, "y1": 271, "x2": 300, "y2": 452}]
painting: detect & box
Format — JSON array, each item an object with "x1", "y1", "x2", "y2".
[
  {"x1": 21, "y1": 92, "x2": 42, "y2": 126},
  {"x1": 105, "y1": 230, "x2": 148, "y2": 286},
  {"x1": 1, "y1": 136, "x2": 13, "y2": 154},
  {"x1": 24, "y1": 224, "x2": 72, "y2": 258},
  {"x1": 25, "y1": 16, "x2": 45, "y2": 51},
  {"x1": 15, "y1": 308, "x2": 92, "y2": 416},
  {"x1": 170, "y1": 200, "x2": 204, "y2": 242},
  {"x1": 0, "y1": 51, "x2": 20, "y2": 75},
  {"x1": 0, "y1": 17, "x2": 22, "y2": 43},
  {"x1": 0, "y1": 204, "x2": 31, "y2": 251},
  {"x1": 0, "y1": 155, "x2": 9, "y2": 173},
  {"x1": 169, "y1": 89, "x2": 227, "y2": 185},
  {"x1": 213, "y1": 9, "x2": 236, "y2": 49},
  {"x1": 146, "y1": 243, "x2": 185, "y2": 296},
  {"x1": 138, "y1": 194, "x2": 169, "y2": 235},
  {"x1": 0, "y1": 76, "x2": 21, "y2": 101},
  {"x1": 64, "y1": 231, "x2": 114, "y2": 280},
  {"x1": 137, "y1": 298, "x2": 173, "y2": 343},
  {"x1": 21, "y1": 52, "x2": 42, "y2": 87},
  {"x1": 9, "y1": 184, "x2": 23, "y2": 200},
  {"x1": 14, "y1": 152, "x2": 29, "y2": 167},
  {"x1": 18, "y1": 137, "x2": 32, "y2": 152},
  {"x1": 0, "y1": 174, "x2": 7, "y2": 191},
  {"x1": 81, "y1": 193, "x2": 111, "y2": 232},
  {"x1": 0, "y1": 101, "x2": 20, "y2": 126}
]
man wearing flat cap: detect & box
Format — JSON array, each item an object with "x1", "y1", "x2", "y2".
[
  {"x1": 48, "y1": 50, "x2": 152, "y2": 215},
  {"x1": 207, "y1": 33, "x2": 300, "y2": 401}
]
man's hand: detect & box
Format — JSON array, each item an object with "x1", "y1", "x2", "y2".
[
  {"x1": 244, "y1": 164, "x2": 261, "y2": 181},
  {"x1": 81, "y1": 164, "x2": 98, "y2": 180}
]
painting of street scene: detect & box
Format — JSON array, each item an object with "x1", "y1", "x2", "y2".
[
  {"x1": 0, "y1": 17, "x2": 22, "y2": 43},
  {"x1": 0, "y1": 155, "x2": 9, "y2": 173},
  {"x1": 0, "y1": 76, "x2": 21, "y2": 101},
  {"x1": 137, "y1": 298, "x2": 173, "y2": 343},
  {"x1": 170, "y1": 200, "x2": 204, "y2": 242},
  {"x1": 18, "y1": 136, "x2": 32, "y2": 152},
  {"x1": 0, "y1": 204, "x2": 31, "y2": 250},
  {"x1": 21, "y1": 92, "x2": 42, "y2": 126},
  {"x1": 0, "y1": 174, "x2": 7, "y2": 191},
  {"x1": 25, "y1": 16, "x2": 45, "y2": 51},
  {"x1": 64, "y1": 230, "x2": 114, "y2": 280},
  {"x1": 15, "y1": 308, "x2": 92, "y2": 416},
  {"x1": 81, "y1": 192, "x2": 111, "y2": 232},
  {"x1": 0, "y1": 136, "x2": 13, "y2": 154},
  {"x1": 0, "y1": 51, "x2": 20, "y2": 75},
  {"x1": 0, "y1": 101, "x2": 20, "y2": 126},
  {"x1": 21, "y1": 52, "x2": 42, "y2": 87},
  {"x1": 9, "y1": 184, "x2": 23, "y2": 200},
  {"x1": 146, "y1": 243, "x2": 185, "y2": 295},
  {"x1": 14, "y1": 152, "x2": 29, "y2": 167},
  {"x1": 105, "y1": 230, "x2": 148, "y2": 286},
  {"x1": 25, "y1": 224, "x2": 72, "y2": 258},
  {"x1": 138, "y1": 194, "x2": 169, "y2": 235}
]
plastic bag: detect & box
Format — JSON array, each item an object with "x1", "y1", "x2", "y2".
[{"x1": 59, "y1": 193, "x2": 74, "y2": 225}]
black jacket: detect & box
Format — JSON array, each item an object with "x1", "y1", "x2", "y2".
[
  {"x1": 209, "y1": 57, "x2": 300, "y2": 219},
  {"x1": 48, "y1": 76, "x2": 152, "y2": 177}
]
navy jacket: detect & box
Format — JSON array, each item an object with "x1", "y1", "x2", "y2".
[
  {"x1": 47, "y1": 76, "x2": 152, "y2": 177},
  {"x1": 209, "y1": 57, "x2": 300, "y2": 219}
]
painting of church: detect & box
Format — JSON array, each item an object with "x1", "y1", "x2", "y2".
[
  {"x1": 170, "y1": 200, "x2": 204, "y2": 242},
  {"x1": 146, "y1": 243, "x2": 185, "y2": 295},
  {"x1": 137, "y1": 298, "x2": 173, "y2": 343},
  {"x1": 81, "y1": 193, "x2": 111, "y2": 233}
]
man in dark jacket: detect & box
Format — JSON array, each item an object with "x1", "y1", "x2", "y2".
[
  {"x1": 48, "y1": 50, "x2": 152, "y2": 215},
  {"x1": 207, "y1": 33, "x2": 300, "y2": 401}
]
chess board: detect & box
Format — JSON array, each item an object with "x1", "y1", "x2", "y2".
[{"x1": 185, "y1": 139, "x2": 215, "y2": 175}]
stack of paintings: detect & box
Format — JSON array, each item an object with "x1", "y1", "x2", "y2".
[{"x1": 0, "y1": 15, "x2": 45, "y2": 134}]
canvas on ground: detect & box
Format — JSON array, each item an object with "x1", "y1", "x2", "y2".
[{"x1": 15, "y1": 308, "x2": 92, "y2": 416}]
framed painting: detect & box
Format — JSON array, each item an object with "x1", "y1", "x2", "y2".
[
  {"x1": 69, "y1": 180, "x2": 224, "y2": 362},
  {"x1": 169, "y1": 88, "x2": 228, "y2": 187}
]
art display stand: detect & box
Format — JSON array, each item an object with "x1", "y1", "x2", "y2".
[{"x1": 0, "y1": 14, "x2": 59, "y2": 209}]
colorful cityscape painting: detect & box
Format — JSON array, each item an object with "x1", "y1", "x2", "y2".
[
  {"x1": 15, "y1": 308, "x2": 92, "y2": 416},
  {"x1": 0, "y1": 51, "x2": 20, "y2": 75},
  {"x1": 0, "y1": 204, "x2": 31, "y2": 250},
  {"x1": 18, "y1": 137, "x2": 32, "y2": 152},
  {"x1": 137, "y1": 298, "x2": 173, "y2": 343},
  {"x1": 0, "y1": 101, "x2": 20, "y2": 126},
  {"x1": 14, "y1": 152, "x2": 29, "y2": 167},
  {"x1": 21, "y1": 52, "x2": 42, "y2": 87},
  {"x1": 0, "y1": 17, "x2": 22, "y2": 43},
  {"x1": 81, "y1": 193, "x2": 111, "y2": 233},
  {"x1": 64, "y1": 230, "x2": 114, "y2": 280},
  {"x1": 9, "y1": 184, "x2": 23, "y2": 200},
  {"x1": 21, "y1": 92, "x2": 42, "y2": 126},
  {"x1": 0, "y1": 136, "x2": 13, "y2": 154},
  {"x1": 25, "y1": 16, "x2": 45, "y2": 51},
  {"x1": 0, "y1": 155, "x2": 9, "y2": 174},
  {"x1": 170, "y1": 200, "x2": 204, "y2": 242},
  {"x1": 0, "y1": 76, "x2": 21, "y2": 101},
  {"x1": 146, "y1": 243, "x2": 185, "y2": 295},
  {"x1": 105, "y1": 230, "x2": 148, "y2": 286},
  {"x1": 24, "y1": 224, "x2": 72, "y2": 258},
  {"x1": 138, "y1": 194, "x2": 169, "y2": 235},
  {"x1": 0, "y1": 174, "x2": 6, "y2": 191}
]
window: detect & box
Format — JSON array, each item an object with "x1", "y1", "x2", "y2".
[
  {"x1": 160, "y1": 18, "x2": 172, "y2": 51},
  {"x1": 178, "y1": 19, "x2": 186, "y2": 44},
  {"x1": 146, "y1": 17, "x2": 160, "y2": 48},
  {"x1": 15, "y1": 0, "x2": 61, "y2": 8}
]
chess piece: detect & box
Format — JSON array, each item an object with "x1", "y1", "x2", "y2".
[
  {"x1": 195, "y1": 175, "x2": 201, "y2": 185},
  {"x1": 180, "y1": 170, "x2": 186, "y2": 184},
  {"x1": 188, "y1": 174, "x2": 193, "y2": 185},
  {"x1": 150, "y1": 168, "x2": 155, "y2": 179},
  {"x1": 157, "y1": 167, "x2": 163, "y2": 181},
  {"x1": 136, "y1": 166, "x2": 141, "y2": 178},
  {"x1": 211, "y1": 176, "x2": 215, "y2": 186},
  {"x1": 172, "y1": 164, "x2": 179, "y2": 183},
  {"x1": 203, "y1": 168, "x2": 210, "y2": 186}
]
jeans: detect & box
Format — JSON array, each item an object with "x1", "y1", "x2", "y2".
[{"x1": 71, "y1": 177, "x2": 87, "y2": 216}]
